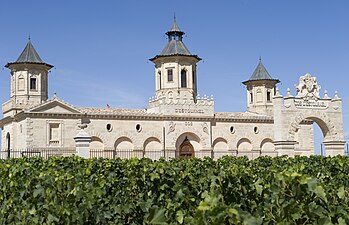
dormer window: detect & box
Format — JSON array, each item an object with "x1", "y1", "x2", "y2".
[
  {"x1": 30, "y1": 78, "x2": 37, "y2": 90},
  {"x1": 167, "y1": 69, "x2": 173, "y2": 82}
]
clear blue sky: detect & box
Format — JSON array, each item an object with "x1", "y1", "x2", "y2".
[{"x1": 0, "y1": 0, "x2": 348, "y2": 152}]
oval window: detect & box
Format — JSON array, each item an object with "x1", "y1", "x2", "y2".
[
  {"x1": 106, "y1": 124, "x2": 113, "y2": 132},
  {"x1": 136, "y1": 124, "x2": 142, "y2": 132},
  {"x1": 230, "y1": 126, "x2": 235, "y2": 134}
]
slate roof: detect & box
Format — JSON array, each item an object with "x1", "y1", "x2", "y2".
[
  {"x1": 169, "y1": 18, "x2": 181, "y2": 32},
  {"x1": 160, "y1": 40, "x2": 192, "y2": 55},
  {"x1": 16, "y1": 40, "x2": 44, "y2": 63},
  {"x1": 243, "y1": 60, "x2": 279, "y2": 84},
  {"x1": 150, "y1": 19, "x2": 201, "y2": 61},
  {"x1": 5, "y1": 40, "x2": 53, "y2": 68}
]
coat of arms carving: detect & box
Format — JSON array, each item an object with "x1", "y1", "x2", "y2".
[{"x1": 295, "y1": 73, "x2": 321, "y2": 100}]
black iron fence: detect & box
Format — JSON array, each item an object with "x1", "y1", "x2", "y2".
[
  {"x1": 90, "y1": 149, "x2": 277, "y2": 160},
  {"x1": 0, "y1": 148, "x2": 76, "y2": 160},
  {"x1": 4, "y1": 146, "x2": 349, "y2": 160},
  {"x1": 1, "y1": 148, "x2": 273, "y2": 160}
]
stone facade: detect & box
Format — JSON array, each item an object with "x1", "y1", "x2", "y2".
[{"x1": 0, "y1": 20, "x2": 346, "y2": 158}]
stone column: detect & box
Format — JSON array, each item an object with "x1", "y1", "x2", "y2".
[
  {"x1": 323, "y1": 141, "x2": 345, "y2": 156},
  {"x1": 74, "y1": 124, "x2": 91, "y2": 158},
  {"x1": 274, "y1": 141, "x2": 296, "y2": 157}
]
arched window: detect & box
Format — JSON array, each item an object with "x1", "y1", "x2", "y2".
[{"x1": 181, "y1": 69, "x2": 187, "y2": 88}]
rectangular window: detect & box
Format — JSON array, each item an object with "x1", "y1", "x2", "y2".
[
  {"x1": 158, "y1": 71, "x2": 162, "y2": 89},
  {"x1": 49, "y1": 123, "x2": 60, "y2": 141},
  {"x1": 250, "y1": 92, "x2": 253, "y2": 103},
  {"x1": 167, "y1": 69, "x2": 173, "y2": 82},
  {"x1": 267, "y1": 91, "x2": 271, "y2": 102},
  {"x1": 48, "y1": 123, "x2": 60, "y2": 146},
  {"x1": 30, "y1": 78, "x2": 37, "y2": 90}
]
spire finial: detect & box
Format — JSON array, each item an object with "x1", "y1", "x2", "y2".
[
  {"x1": 28, "y1": 34, "x2": 31, "y2": 41},
  {"x1": 259, "y1": 56, "x2": 262, "y2": 62},
  {"x1": 174, "y1": 12, "x2": 176, "y2": 21}
]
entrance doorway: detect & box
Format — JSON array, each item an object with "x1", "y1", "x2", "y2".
[{"x1": 179, "y1": 137, "x2": 194, "y2": 158}]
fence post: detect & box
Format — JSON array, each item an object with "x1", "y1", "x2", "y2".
[{"x1": 74, "y1": 123, "x2": 91, "y2": 158}]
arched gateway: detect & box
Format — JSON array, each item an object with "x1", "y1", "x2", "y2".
[{"x1": 273, "y1": 74, "x2": 345, "y2": 156}]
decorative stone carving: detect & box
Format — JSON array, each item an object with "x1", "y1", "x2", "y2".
[
  {"x1": 167, "y1": 121, "x2": 176, "y2": 134},
  {"x1": 202, "y1": 122, "x2": 209, "y2": 135},
  {"x1": 296, "y1": 73, "x2": 321, "y2": 100}
]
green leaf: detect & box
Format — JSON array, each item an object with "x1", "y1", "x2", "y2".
[
  {"x1": 198, "y1": 201, "x2": 210, "y2": 211},
  {"x1": 314, "y1": 186, "x2": 327, "y2": 203},
  {"x1": 338, "y1": 217, "x2": 346, "y2": 225},
  {"x1": 47, "y1": 214, "x2": 59, "y2": 223},
  {"x1": 337, "y1": 187, "x2": 345, "y2": 199},
  {"x1": 176, "y1": 210, "x2": 184, "y2": 224},
  {"x1": 147, "y1": 207, "x2": 167, "y2": 225},
  {"x1": 33, "y1": 187, "x2": 44, "y2": 198},
  {"x1": 254, "y1": 178, "x2": 263, "y2": 195},
  {"x1": 29, "y1": 208, "x2": 36, "y2": 215}
]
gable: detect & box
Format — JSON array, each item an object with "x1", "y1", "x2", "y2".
[{"x1": 28, "y1": 101, "x2": 81, "y2": 114}]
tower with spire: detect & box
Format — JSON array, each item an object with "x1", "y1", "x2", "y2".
[
  {"x1": 3, "y1": 39, "x2": 53, "y2": 117},
  {"x1": 149, "y1": 17, "x2": 201, "y2": 105},
  {"x1": 242, "y1": 59, "x2": 279, "y2": 116}
]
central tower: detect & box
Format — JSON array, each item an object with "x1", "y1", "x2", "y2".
[
  {"x1": 149, "y1": 17, "x2": 201, "y2": 102},
  {"x1": 148, "y1": 18, "x2": 213, "y2": 116}
]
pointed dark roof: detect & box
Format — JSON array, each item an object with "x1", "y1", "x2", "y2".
[
  {"x1": 5, "y1": 39, "x2": 53, "y2": 69},
  {"x1": 150, "y1": 18, "x2": 201, "y2": 61},
  {"x1": 169, "y1": 17, "x2": 181, "y2": 32},
  {"x1": 160, "y1": 39, "x2": 192, "y2": 55},
  {"x1": 243, "y1": 60, "x2": 279, "y2": 85},
  {"x1": 16, "y1": 40, "x2": 44, "y2": 63}
]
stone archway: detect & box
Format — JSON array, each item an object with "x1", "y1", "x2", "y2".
[
  {"x1": 237, "y1": 138, "x2": 253, "y2": 159},
  {"x1": 114, "y1": 137, "x2": 134, "y2": 159},
  {"x1": 143, "y1": 137, "x2": 163, "y2": 160},
  {"x1": 286, "y1": 113, "x2": 344, "y2": 156},
  {"x1": 175, "y1": 132, "x2": 201, "y2": 158},
  {"x1": 212, "y1": 137, "x2": 229, "y2": 159},
  {"x1": 273, "y1": 73, "x2": 345, "y2": 156}
]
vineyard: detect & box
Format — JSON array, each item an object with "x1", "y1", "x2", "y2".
[{"x1": 1, "y1": 156, "x2": 349, "y2": 224}]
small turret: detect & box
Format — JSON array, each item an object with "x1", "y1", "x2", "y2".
[
  {"x1": 3, "y1": 38, "x2": 53, "y2": 117},
  {"x1": 242, "y1": 59, "x2": 279, "y2": 116}
]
